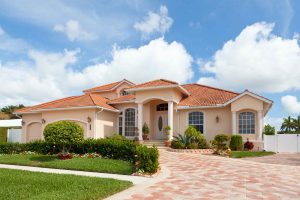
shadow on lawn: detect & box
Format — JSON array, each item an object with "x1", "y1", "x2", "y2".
[{"x1": 29, "y1": 155, "x2": 57, "y2": 163}]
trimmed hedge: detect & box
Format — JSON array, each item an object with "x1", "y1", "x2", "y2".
[
  {"x1": 229, "y1": 135, "x2": 243, "y2": 151},
  {"x1": 0, "y1": 138, "x2": 159, "y2": 173}
]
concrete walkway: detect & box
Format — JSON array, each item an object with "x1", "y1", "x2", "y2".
[{"x1": 0, "y1": 164, "x2": 149, "y2": 185}]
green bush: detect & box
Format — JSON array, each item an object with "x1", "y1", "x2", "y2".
[
  {"x1": 212, "y1": 134, "x2": 230, "y2": 150},
  {"x1": 43, "y1": 121, "x2": 84, "y2": 154},
  {"x1": 263, "y1": 124, "x2": 275, "y2": 135},
  {"x1": 229, "y1": 135, "x2": 243, "y2": 150},
  {"x1": 136, "y1": 145, "x2": 159, "y2": 173},
  {"x1": 171, "y1": 140, "x2": 185, "y2": 149}
]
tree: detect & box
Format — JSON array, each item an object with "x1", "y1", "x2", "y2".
[
  {"x1": 293, "y1": 116, "x2": 300, "y2": 133},
  {"x1": 263, "y1": 124, "x2": 276, "y2": 135},
  {"x1": 1, "y1": 104, "x2": 25, "y2": 119},
  {"x1": 43, "y1": 121, "x2": 84, "y2": 155},
  {"x1": 281, "y1": 116, "x2": 295, "y2": 133}
]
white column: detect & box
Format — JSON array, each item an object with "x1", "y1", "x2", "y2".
[
  {"x1": 138, "y1": 103, "x2": 143, "y2": 141},
  {"x1": 257, "y1": 110, "x2": 263, "y2": 141},
  {"x1": 168, "y1": 101, "x2": 174, "y2": 140},
  {"x1": 232, "y1": 111, "x2": 237, "y2": 135}
]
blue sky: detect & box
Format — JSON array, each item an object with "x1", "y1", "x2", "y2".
[{"x1": 0, "y1": 0, "x2": 300, "y2": 129}]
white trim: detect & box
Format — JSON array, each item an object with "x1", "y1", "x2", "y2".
[
  {"x1": 126, "y1": 85, "x2": 190, "y2": 96},
  {"x1": 135, "y1": 96, "x2": 179, "y2": 104},
  {"x1": 119, "y1": 106, "x2": 138, "y2": 138},
  {"x1": 177, "y1": 105, "x2": 223, "y2": 110},
  {"x1": 109, "y1": 100, "x2": 135, "y2": 104},
  {"x1": 15, "y1": 106, "x2": 119, "y2": 114},
  {"x1": 186, "y1": 110, "x2": 206, "y2": 136}
]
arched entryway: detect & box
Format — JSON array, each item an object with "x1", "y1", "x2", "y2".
[{"x1": 26, "y1": 122, "x2": 42, "y2": 142}]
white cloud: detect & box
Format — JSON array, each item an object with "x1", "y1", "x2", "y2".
[
  {"x1": 54, "y1": 20, "x2": 96, "y2": 42},
  {"x1": 198, "y1": 22, "x2": 300, "y2": 93},
  {"x1": 0, "y1": 38, "x2": 193, "y2": 107},
  {"x1": 264, "y1": 116, "x2": 283, "y2": 131},
  {"x1": 134, "y1": 5, "x2": 173, "y2": 38},
  {"x1": 281, "y1": 95, "x2": 300, "y2": 114},
  {"x1": 0, "y1": 26, "x2": 30, "y2": 53}
]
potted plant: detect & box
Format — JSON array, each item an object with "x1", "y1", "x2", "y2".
[
  {"x1": 164, "y1": 125, "x2": 171, "y2": 147},
  {"x1": 142, "y1": 122, "x2": 150, "y2": 140}
]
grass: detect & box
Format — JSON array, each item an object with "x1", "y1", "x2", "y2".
[
  {"x1": 0, "y1": 154, "x2": 134, "y2": 175},
  {"x1": 0, "y1": 168, "x2": 132, "y2": 200},
  {"x1": 230, "y1": 151, "x2": 275, "y2": 158}
]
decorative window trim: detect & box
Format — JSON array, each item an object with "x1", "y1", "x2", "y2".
[
  {"x1": 238, "y1": 112, "x2": 256, "y2": 134},
  {"x1": 187, "y1": 111, "x2": 205, "y2": 134},
  {"x1": 117, "y1": 107, "x2": 137, "y2": 138}
]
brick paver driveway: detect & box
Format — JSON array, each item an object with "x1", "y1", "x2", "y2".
[{"x1": 128, "y1": 150, "x2": 300, "y2": 200}]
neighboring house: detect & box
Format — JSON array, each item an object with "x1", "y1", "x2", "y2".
[{"x1": 15, "y1": 79, "x2": 272, "y2": 149}]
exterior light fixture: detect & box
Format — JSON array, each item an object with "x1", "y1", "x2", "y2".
[
  {"x1": 41, "y1": 119, "x2": 46, "y2": 124},
  {"x1": 21, "y1": 120, "x2": 26, "y2": 125},
  {"x1": 216, "y1": 116, "x2": 219, "y2": 123},
  {"x1": 87, "y1": 117, "x2": 92, "y2": 123}
]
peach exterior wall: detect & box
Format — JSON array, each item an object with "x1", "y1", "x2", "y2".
[
  {"x1": 231, "y1": 95, "x2": 265, "y2": 141},
  {"x1": 97, "y1": 110, "x2": 117, "y2": 138},
  {"x1": 21, "y1": 109, "x2": 97, "y2": 142},
  {"x1": 175, "y1": 106, "x2": 232, "y2": 141}
]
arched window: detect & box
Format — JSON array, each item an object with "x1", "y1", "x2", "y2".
[
  {"x1": 124, "y1": 108, "x2": 136, "y2": 137},
  {"x1": 120, "y1": 90, "x2": 129, "y2": 96},
  {"x1": 156, "y1": 103, "x2": 168, "y2": 111},
  {"x1": 239, "y1": 112, "x2": 255, "y2": 134},
  {"x1": 188, "y1": 112, "x2": 204, "y2": 133}
]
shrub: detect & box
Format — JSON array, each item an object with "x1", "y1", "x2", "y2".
[
  {"x1": 171, "y1": 140, "x2": 185, "y2": 149},
  {"x1": 263, "y1": 124, "x2": 275, "y2": 135},
  {"x1": 213, "y1": 134, "x2": 230, "y2": 150},
  {"x1": 107, "y1": 134, "x2": 127, "y2": 140},
  {"x1": 230, "y1": 135, "x2": 243, "y2": 151},
  {"x1": 244, "y1": 139, "x2": 254, "y2": 150},
  {"x1": 187, "y1": 142, "x2": 198, "y2": 149},
  {"x1": 43, "y1": 121, "x2": 84, "y2": 155},
  {"x1": 173, "y1": 134, "x2": 192, "y2": 148},
  {"x1": 142, "y1": 123, "x2": 149, "y2": 135},
  {"x1": 136, "y1": 145, "x2": 159, "y2": 174},
  {"x1": 164, "y1": 125, "x2": 171, "y2": 140}
]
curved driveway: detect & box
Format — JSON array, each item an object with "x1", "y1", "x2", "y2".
[{"x1": 110, "y1": 150, "x2": 300, "y2": 200}]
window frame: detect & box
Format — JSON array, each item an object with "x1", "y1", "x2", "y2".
[
  {"x1": 187, "y1": 111, "x2": 205, "y2": 134},
  {"x1": 238, "y1": 111, "x2": 256, "y2": 134},
  {"x1": 118, "y1": 107, "x2": 137, "y2": 138}
]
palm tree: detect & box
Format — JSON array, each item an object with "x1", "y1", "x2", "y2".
[
  {"x1": 0, "y1": 104, "x2": 24, "y2": 119},
  {"x1": 281, "y1": 116, "x2": 295, "y2": 133},
  {"x1": 293, "y1": 116, "x2": 300, "y2": 133}
]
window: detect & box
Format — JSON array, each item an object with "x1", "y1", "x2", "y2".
[
  {"x1": 118, "y1": 112, "x2": 123, "y2": 135},
  {"x1": 124, "y1": 108, "x2": 136, "y2": 137},
  {"x1": 120, "y1": 90, "x2": 129, "y2": 96},
  {"x1": 239, "y1": 112, "x2": 255, "y2": 134},
  {"x1": 156, "y1": 103, "x2": 168, "y2": 111},
  {"x1": 188, "y1": 112, "x2": 204, "y2": 133}
]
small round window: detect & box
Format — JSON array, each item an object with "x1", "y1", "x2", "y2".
[{"x1": 158, "y1": 116, "x2": 163, "y2": 131}]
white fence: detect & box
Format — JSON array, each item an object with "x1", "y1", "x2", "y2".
[{"x1": 264, "y1": 134, "x2": 300, "y2": 153}]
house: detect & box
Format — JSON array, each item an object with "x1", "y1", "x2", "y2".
[{"x1": 15, "y1": 79, "x2": 272, "y2": 149}]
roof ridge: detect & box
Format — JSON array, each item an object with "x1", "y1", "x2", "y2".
[
  {"x1": 181, "y1": 83, "x2": 240, "y2": 95},
  {"x1": 158, "y1": 79, "x2": 178, "y2": 85}
]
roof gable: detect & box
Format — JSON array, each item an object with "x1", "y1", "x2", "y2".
[{"x1": 83, "y1": 79, "x2": 135, "y2": 93}]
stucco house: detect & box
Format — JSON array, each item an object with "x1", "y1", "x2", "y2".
[{"x1": 15, "y1": 79, "x2": 272, "y2": 149}]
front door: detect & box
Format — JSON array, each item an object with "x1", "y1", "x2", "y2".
[{"x1": 155, "y1": 113, "x2": 168, "y2": 140}]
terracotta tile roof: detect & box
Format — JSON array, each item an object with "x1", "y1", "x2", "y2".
[
  {"x1": 178, "y1": 84, "x2": 240, "y2": 107},
  {"x1": 108, "y1": 94, "x2": 136, "y2": 104},
  {"x1": 15, "y1": 94, "x2": 117, "y2": 113},
  {"x1": 83, "y1": 79, "x2": 135, "y2": 93},
  {"x1": 128, "y1": 79, "x2": 178, "y2": 89}
]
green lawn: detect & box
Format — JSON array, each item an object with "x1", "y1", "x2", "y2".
[
  {"x1": 0, "y1": 168, "x2": 131, "y2": 200},
  {"x1": 0, "y1": 154, "x2": 134, "y2": 175},
  {"x1": 230, "y1": 151, "x2": 275, "y2": 158}
]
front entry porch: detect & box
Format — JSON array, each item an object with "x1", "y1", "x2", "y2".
[{"x1": 137, "y1": 99, "x2": 174, "y2": 141}]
